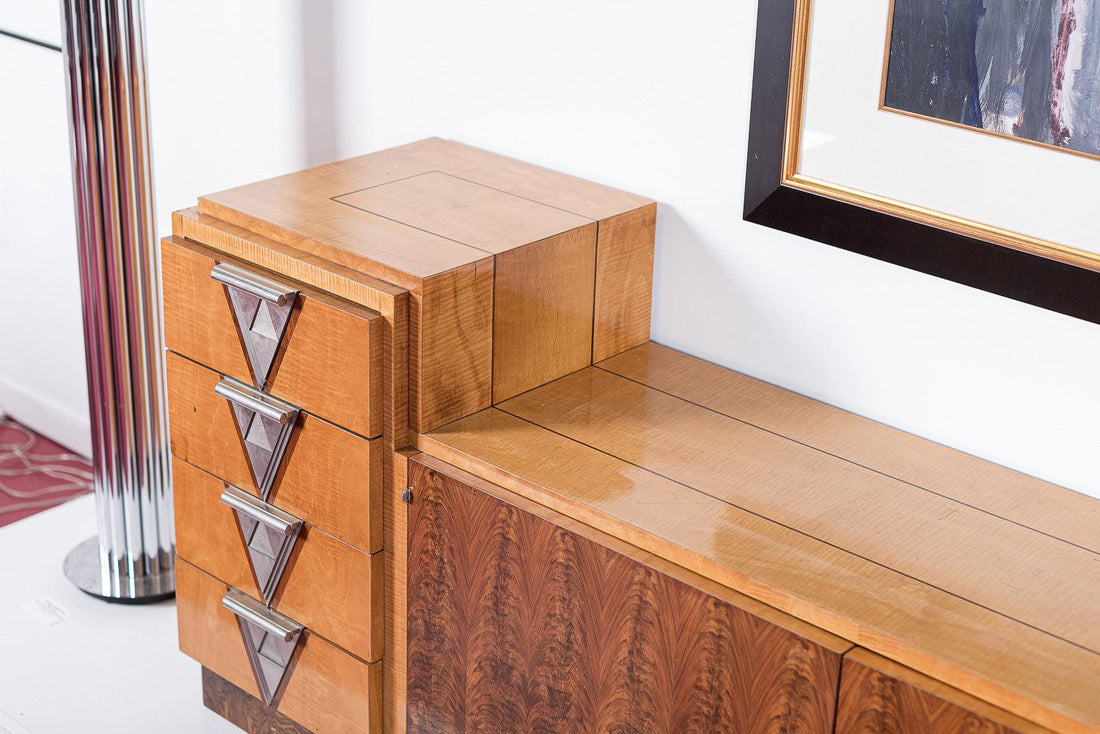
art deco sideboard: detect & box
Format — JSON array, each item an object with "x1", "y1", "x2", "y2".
[{"x1": 163, "y1": 139, "x2": 1100, "y2": 733}]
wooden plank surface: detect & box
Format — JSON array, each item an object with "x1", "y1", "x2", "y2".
[
  {"x1": 176, "y1": 559, "x2": 381, "y2": 734},
  {"x1": 419, "y1": 408, "x2": 1100, "y2": 733},
  {"x1": 162, "y1": 236, "x2": 383, "y2": 438},
  {"x1": 491, "y1": 225, "x2": 597, "y2": 403},
  {"x1": 199, "y1": 139, "x2": 650, "y2": 278},
  {"x1": 173, "y1": 458, "x2": 383, "y2": 662},
  {"x1": 334, "y1": 171, "x2": 593, "y2": 254},
  {"x1": 599, "y1": 342, "x2": 1100, "y2": 554},
  {"x1": 407, "y1": 454, "x2": 845, "y2": 733},
  {"x1": 498, "y1": 368, "x2": 1100, "y2": 654},
  {"x1": 836, "y1": 649, "x2": 1050, "y2": 734},
  {"x1": 167, "y1": 352, "x2": 383, "y2": 554},
  {"x1": 592, "y1": 203, "x2": 657, "y2": 362}
]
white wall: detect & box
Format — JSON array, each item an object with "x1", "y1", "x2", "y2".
[{"x1": 4, "y1": 0, "x2": 1099, "y2": 499}]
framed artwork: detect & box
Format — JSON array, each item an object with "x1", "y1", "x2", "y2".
[{"x1": 745, "y1": 0, "x2": 1100, "y2": 324}]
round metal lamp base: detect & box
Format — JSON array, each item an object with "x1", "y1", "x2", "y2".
[{"x1": 63, "y1": 536, "x2": 175, "y2": 604}]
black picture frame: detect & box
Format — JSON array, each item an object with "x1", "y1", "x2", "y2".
[{"x1": 744, "y1": 0, "x2": 1100, "y2": 325}]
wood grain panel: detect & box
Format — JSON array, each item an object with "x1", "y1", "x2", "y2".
[
  {"x1": 199, "y1": 173, "x2": 485, "y2": 286},
  {"x1": 836, "y1": 649, "x2": 1048, "y2": 734},
  {"x1": 173, "y1": 457, "x2": 383, "y2": 662},
  {"x1": 492, "y1": 225, "x2": 598, "y2": 403},
  {"x1": 335, "y1": 171, "x2": 593, "y2": 254},
  {"x1": 177, "y1": 559, "x2": 381, "y2": 734},
  {"x1": 599, "y1": 342, "x2": 1100, "y2": 554},
  {"x1": 418, "y1": 408, "x2": 1100, "y2": 733},
  {"x1": 499, "y1": 368, "x2": 1100, "y2": 653},
  {"x1": 167, "y1": 352, "x2": 382, "y2": 554},
  {"x1": 592, "y1": 203, "x2": 657, "y2": 362},
  {"x1": 202, "y1": 667, "x2": 312, "y2": 734},
  {"x1": 411, "y1": 258, "x2": 494, "y2": 432},
  {"x1": 384, "y1": 449, "x2": 415, "y2": 734},
  {"x1": 406, "y1": 456, "x2": 843, "y2": 733},
  {"x1": 162, "y1": 236, "x2": 383, "y2": 438},
  {"x1": 410, "y1": 137, "x2": 654, "y2": 221},
  {"x1": 198, "y1": 139, "x2": 651, "y2": 273}
]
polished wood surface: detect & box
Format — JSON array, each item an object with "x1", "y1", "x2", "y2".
[
  {"x1": 407, "y1": 454, "x2": 845, "y2": 733},
  {"x1": 836, "y1": 649, "x2": 1047, "y2": 734},
  {"x1": 162, "y1": 236, "x2": 383, "y2": 438},
  {"x1": 167, "y1": 353, "x2": 383, "y2": 554},
  {"x1": 500, "y1": 368, "x2": 1100, "y2": 653},
  {"x1": 334, "y1": 171, "x2": 593, "y2": 255},
  {"x1": 176, "y1": 559, "x2": 382, "y2": 734},
  {"x1": 173, "y1": 458, "x2": 383, "y2": 662},
  {"x1": 591, "y1": 203, "x2": 657, "y2": 363},
  {"x1": 600, "y1": 342, "x2": 1100, "y2": 554},
  {"x1": 420, "y1": 354, "x2": 1100, "y2": 732},
  {"x1": 199, "y1": 138, "x2": 651, "y2": 281},
  {"x1": 491, "y1": 225, "x2": 597, "y2": 403},
  {"x1": 411, "y1": 258, "x2": 494, "y2": 433},
  {"x1": 384, "y1": 449, "x2": 414, "y2": 734},
  {"x1": 202, "y1": 667, "x2": 312, "y2": 734}
]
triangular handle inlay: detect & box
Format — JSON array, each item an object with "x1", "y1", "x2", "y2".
[
  {"x1": 215, "y1": 379, "x2": 299, "y2": 500},
  {"x1": 212, "y1": 262, "x2": 299, "y2": 388},
  {"x1": 221, "y1": 486, "x2": 302, "y2": 605},
  {"x1": 223, "y1": 589, "x2": 303, "y2": 705}
]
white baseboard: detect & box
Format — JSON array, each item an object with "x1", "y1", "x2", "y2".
[{"x1": 0, "y1": 374, "x2": 91, "y2": 458}]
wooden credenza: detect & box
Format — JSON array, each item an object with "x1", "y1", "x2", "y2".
[{"x1": 165, "y1": 139, "x2": 1098, "y2": 733}]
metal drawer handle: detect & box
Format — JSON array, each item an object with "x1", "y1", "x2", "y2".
[
  {"x1": 211, "y1": 262, "x2": 297, "y2": 306},
  {"x1": 220, "y1": 486, "x2": 301, "y2": 536},
  {"x1": 222, "y1": 588, "x2": 301, "y2": 641},
  {"x1": 214, "y1": 378, "x2": 296, "y2": 425},
  {"x1": 223, "y1": 588, "x2": 304, "y2": 704},
  {"x1": 215, "y1": 378, "x2": 299, "y2": 501},
  {"x1": 221, "y1": 485, "x2": 302, "y2": 605}
]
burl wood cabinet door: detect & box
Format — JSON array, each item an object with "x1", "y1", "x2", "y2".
[{"x1": 406, "y1": 457, "x2": 843, "y2": 733}]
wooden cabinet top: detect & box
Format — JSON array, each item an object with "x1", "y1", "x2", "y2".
[
  {"x1": 419, "y1": 341, "x2": 1100, "y2": 734},
  {"x1": 195, "y1": 137, "x2": 652, "y2": 289}
]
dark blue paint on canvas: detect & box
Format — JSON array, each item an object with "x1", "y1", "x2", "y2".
[{"x1": 885, "y1": 0, "x2": 1100, "y2": 157}]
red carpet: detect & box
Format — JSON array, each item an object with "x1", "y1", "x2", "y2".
[{"x1": 0, "y1": 417, "x2": 92, "y2": 528}]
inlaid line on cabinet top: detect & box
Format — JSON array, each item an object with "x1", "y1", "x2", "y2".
[
  {"x1": 493, "y1": 402, "x2": 1100, "y2": 659},
  {"x1": 598, "y1": 342, "x2": 1100, "y2": 554},
  {"x1": 497, "y1": 369, "x2": 1100, "y2": 657},
  {"x1": 593, "y1": 363, "x2": 1100, "y2": 558}
]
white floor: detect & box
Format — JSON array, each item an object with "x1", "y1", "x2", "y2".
[{"x1": 0, "y1": 495, "x2": 240, "y2": 734}]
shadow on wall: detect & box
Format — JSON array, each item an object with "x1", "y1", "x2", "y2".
[{"x1": 301, "y1": 0, "x2": 339, "y2": 166}]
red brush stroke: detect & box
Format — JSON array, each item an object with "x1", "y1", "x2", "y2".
[{"x1": 1051, "y1": 0, "x2": 1077, "y2": 147}]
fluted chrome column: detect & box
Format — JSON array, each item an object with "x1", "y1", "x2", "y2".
[{"x1": 59, "y1": 0, "x2": 174, "y2": 602}]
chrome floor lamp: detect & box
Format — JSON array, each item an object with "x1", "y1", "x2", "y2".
[{"x1": 59, "y1": 0, "x2": 174, "y2": 602}]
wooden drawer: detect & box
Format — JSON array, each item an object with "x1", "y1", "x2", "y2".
[
  {"x1": 173, "y1": 457, "x2": 383, "y2": 662},
  {"x1": 176, "y1": 559, "x2": 381, "y2": 734},
  {"x1": 836, "y1": 649, "x2": 1045, "y2": 734},
  {"x1": 162, "y1": 236, "x2": 383, "y2": 439},
  {"x1": 167, "y1": 352, "x2": 382, "y2": 554}
]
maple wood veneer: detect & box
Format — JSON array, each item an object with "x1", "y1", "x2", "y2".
[
  {"x1": 162, "y1": 236, "x2": 384, "y2": 438},
  {"x1": 173, "y1": 457, "x2": 383, "y2": 662}
]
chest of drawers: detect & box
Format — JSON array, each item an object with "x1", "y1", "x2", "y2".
[{"x1": 164, "y1": 138, "x2": 656, "y2": 733}]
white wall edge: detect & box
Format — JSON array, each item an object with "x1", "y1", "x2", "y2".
[{"x1": 0, "y1": 373, "x2": 91, "y2": 458}]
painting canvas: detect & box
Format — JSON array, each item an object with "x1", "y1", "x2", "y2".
[{"x1": 884, "y1": 0, "x2": 1100, "y2": 158}]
